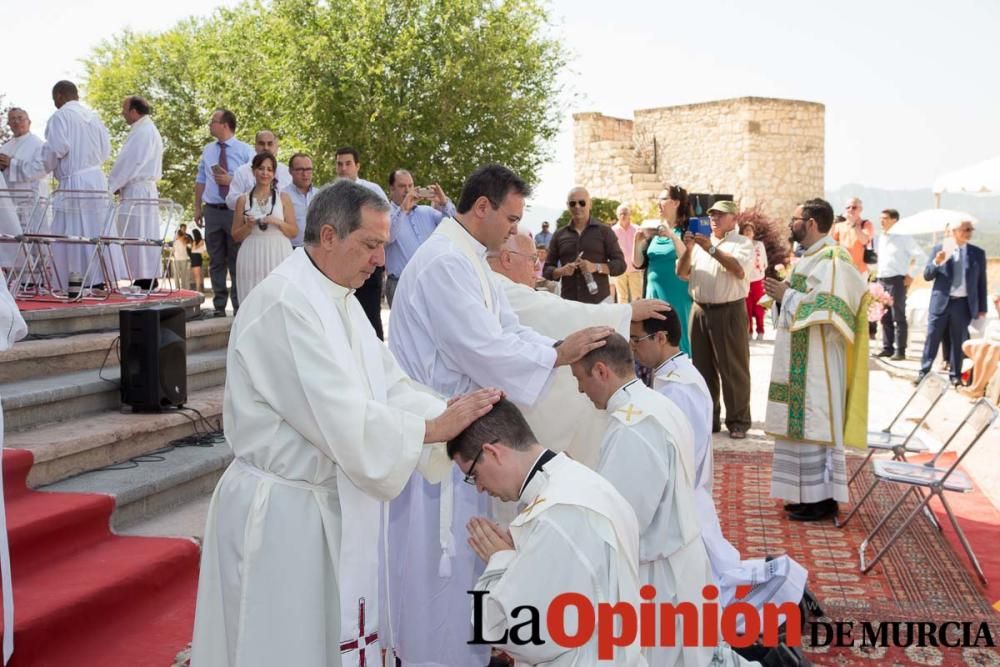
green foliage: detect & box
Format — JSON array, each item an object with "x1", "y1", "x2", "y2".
[
  {"x1": 555, "y1": 197, "x2": 621, "y2": 228},
  {"x1": 0, "y1": 95, "x2": 12, "y2": 144},
  {"x1": 82, "y1": 0, "x2": 566, "y2": 213}
]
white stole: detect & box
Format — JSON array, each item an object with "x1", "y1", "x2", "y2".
[
  {"x1": 272, "y1": 249, "x2": 387, "y2": 658},
  {"x1": 429, "y1": 217, "x2": 497, "y2": 575}
]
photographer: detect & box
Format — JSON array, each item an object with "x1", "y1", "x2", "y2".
[{"x1": 385, "y1": 169, "x2": 456, "y2": 306}]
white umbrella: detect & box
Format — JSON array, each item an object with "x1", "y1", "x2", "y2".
[
  {"x1": 888, "y1": 208, "x2": 979, "y2": 236},
  {"x1": 933, "y1": 155, "x2": 1000, "y2": 195}
]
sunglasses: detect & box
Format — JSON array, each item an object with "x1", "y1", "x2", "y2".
[{"x1": 567, "y1": 200, "x2": 587, "y2": 208}]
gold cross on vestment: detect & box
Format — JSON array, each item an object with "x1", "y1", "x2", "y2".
[
  {"x1": 616, "y1": 405, "x2": 642, "y2": 423},
  {"x1": 520, "y1": 497, "x2": 546, "y2": 515}
]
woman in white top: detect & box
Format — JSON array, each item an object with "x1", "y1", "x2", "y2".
[
  {"x1": 172, "y1": 229, "x2": 192, "y2": 291},
  {"x1": 232, "y1": 151, "x2": 297, "y2": 300},
  {"x1": 741, "y1": 222, "x2": 768, "y2": 340}
]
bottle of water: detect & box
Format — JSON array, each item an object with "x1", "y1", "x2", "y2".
[{"x1": 582, "y1": 269, "x2": 599, "y2": 295}]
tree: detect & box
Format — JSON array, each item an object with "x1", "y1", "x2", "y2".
[
  {"x1": 555, "y1": 197, "x2": 621, "y2": 228},
  {"x1": 82, "y1": 0, "x2": 566, "y2": 213},
  {"x1": 0, "y1": 95, "x2": 12, "y2": 145}
]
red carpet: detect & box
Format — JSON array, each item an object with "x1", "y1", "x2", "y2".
[
  {"x1": 16, "y1": 289, "x2": 203, "y2": 313},
  {"x1": 716, "y1": 450, "x2": 999, "y2": 666},
  {"x1": 1, "y1": 448, "x2": 200, "y2": 666}
]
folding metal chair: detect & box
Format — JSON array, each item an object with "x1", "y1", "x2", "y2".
[
  {"x1": 107, "y1": 198, "x2": 184, "y2": 297},
  {"x1": 18, "y1": 189, "x2": 117, "y2": 301},
  {"x1": 856, "y1": 398, "x2": 998, "y2": 584},
  {"x1": 0, "y1": 188, "x2": 46, "y2": 296},
  {"x1": 845, "y1": 372, "x2": 950, "y2": 488}
]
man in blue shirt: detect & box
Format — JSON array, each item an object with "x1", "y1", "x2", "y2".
[
  {"x1": 194, "y1": 109, "x2": 253, "y2": 316},
  {"x1": 335, "y1": 146, "x2": 389, "y2": 338},
  {"x1": 281, "y1": 152, "x2": 315, "y2": 249},
  {"x1": 534, "y1": 220, "x2": 553, "y2": 248},
  {"x1": 385, "y1": 168, "x2": 456, "y2": 306}
]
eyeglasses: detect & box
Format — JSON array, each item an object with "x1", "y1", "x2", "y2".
[
  {"x1": 463, "y1": 439, "x2": 498, "y2": 485},
  {"x1": 567, "y1": 200, "x2": 587, "y2": 208},
  {"x1": 629, "y1": 333, "x2": 655, "y2": 344}
]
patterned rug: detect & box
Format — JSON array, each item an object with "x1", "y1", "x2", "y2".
[{"x1": 716, "y1": 450, "x2": 1000, "y2": 665}]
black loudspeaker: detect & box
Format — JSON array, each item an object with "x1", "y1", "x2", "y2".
[{"x1": 119, "y1": 306, "x2": 187, "y2": 411}]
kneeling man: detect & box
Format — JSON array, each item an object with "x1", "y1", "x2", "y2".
[{"x1": 451, "y1": 398, "x2": 644, "y2": 666}]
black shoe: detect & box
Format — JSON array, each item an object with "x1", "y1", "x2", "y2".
[
  {"x1": 788, "y1": 499, "x2": 838, "y2": 522},
  {"x1": 783, "y1": 502, "x2": 804, "y2": 512},
  {"x1": 875, "y1": 350, "x2": 893, "y2": 358},
  {"x1": 891, "y1": 353, "x2": 906, "y2": 361},
  {"x1": 712, "y1": 424, "x2": 721, "y2": 434},
  {"x1": 213, "y1": 309, "x2": 227, "y2": 318},
  {"x1": 952, "y1": 378, "x2": 963, "y2": 388}
]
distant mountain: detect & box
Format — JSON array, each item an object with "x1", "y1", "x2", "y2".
[{"x1": 825, "y1": 184, "x2": 1000, "y2": 223}]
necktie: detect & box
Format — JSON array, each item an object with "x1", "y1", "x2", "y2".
[
  {"x1": 951, "y1": 247, "x2": 964, "y2": 290},
  {"x1": 217, "y1": 141, "x2": 229, "y2": 198}
]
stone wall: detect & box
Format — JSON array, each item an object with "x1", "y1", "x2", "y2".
[{"x1": 573, "y1": 97, "x2": 825, "y2": 219}]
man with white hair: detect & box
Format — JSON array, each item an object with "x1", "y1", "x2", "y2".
[
  {"x1": 611, "y1": 203, "x2": 643, "y2": 303},
  {"x1": 487, "y1": 231, "x2": 669, "y2": 467},
  {"x1": 0, "y1": 107, "x2": 50, "y2": 198},
  {"x1": 918, "y1": 219, "x2": 987, "y2": 386}
]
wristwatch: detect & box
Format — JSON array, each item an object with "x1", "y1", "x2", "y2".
[{"x1": 708, "y1": 245, "x2": 717, "y2": 256}]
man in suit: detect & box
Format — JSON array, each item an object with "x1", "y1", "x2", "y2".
[{"x1": 918, "y1": 219, "x2": 988, "y2": 386}]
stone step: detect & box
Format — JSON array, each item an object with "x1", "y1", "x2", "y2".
[
  {"x1": 1, "y1": 348, "x2": 227, "y2": 432},
  {"x1": 0, "y1": 316, "x2": 231, "y2": 383},
  {"x1": 5, "y1": 386, "x2": 224, "y2": 487},
  {"x1": 20, "y1": 292, "x2": 206, "y2": 337},
  {"x1": 116, "y1": 489, "x2": 212, "y2": 541},
  {"x1": 43, "y1": 430, "x2": 233, "y2": 530}
]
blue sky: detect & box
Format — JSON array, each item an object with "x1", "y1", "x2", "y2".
[{"x1": 6, "y1": 0, "x2": 1000, "y2": 228}]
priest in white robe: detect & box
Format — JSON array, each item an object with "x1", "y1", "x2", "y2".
[
  {"x1": 574, "y1": 334, "x2": 757, "y2": 666},
  {"x1": 0, "y1": 107, "x2": 50, "y2": 198},
  {"x1": 630, "y1": 312, "x2": 810, "y2": 625},
  {"x1": 765, "y1": 199, "x2": 869, "y2": 523},
  {"x1": 0, "y1": 108, "x2": 50, "y2": 271},
  {"x1": 107, "y1": 96, "x2": 164, "y2": 285},
  {"x1": 0, "y1": 276, "x2": 27, "y2": 664},
  {"x1": 190, "y1": 180, "x2": 502, "y2": 667},
  {"x1": 17, "y1": 82, "x2": 113, "y2": 289},
  {"x1": 386, "y1": 164, "x2": 614, "y2": 666},
  {"x1": 488, "y1": 231, "x2": 670, "y2": 468},
  {"x1": 450, "y1": 399, "x2": 644, "y2": 666}
]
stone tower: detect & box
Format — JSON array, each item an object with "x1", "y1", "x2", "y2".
[{"x1": 573, "y1": 96, "x2": 824, "y2": 217}]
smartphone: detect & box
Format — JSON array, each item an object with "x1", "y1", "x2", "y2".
[
  {"x1": 941, "y1": 236, "x2": 957, "y2": 256},
  {"x1": 414, "y1": 186, "x2": 435, "y2": 199},
  {"x1": 211, "y1": 164, "x2": 226, "y2": 175},
  {"x1": 688, "y1": 216, "x2": 712, "y2": 237}
]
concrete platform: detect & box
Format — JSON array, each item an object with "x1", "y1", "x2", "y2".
[
  {"x1": 6, "y1": 386, "x2": 224, "y2": 487},
  {"x1": 0, "y1": 316, "x2": 231, "y2": 383},
  {"x1": 44, "y1": 434, "x2": 233, "y2": 529},
  {"x1": 20, "y1": 291, "x2": 207, "y2": 337},
  {"x1": 1, "y1": 347, "x2": 226, "y2": 432}
]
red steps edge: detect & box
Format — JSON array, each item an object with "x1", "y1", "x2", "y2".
[{"x1": 1, "y1": 448, "x2": 199, "y2": 666}]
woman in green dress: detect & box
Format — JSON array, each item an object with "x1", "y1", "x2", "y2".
[{"x1": 634, "y1": 185, "x2": 693, "y2": 354}]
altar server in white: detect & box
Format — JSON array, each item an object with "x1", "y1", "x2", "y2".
[
  {"x1": 0, "y1": 107, "x2": 50, "y2": 198},
  {"x1": 386, "y1": 164, "x2": 613, "y2": 666},
  {"x1": 488, "y1": 231, "x2": 670, "y2": 468},
  {"x1": 575, "y1": 334, "x2": 758, "y2": 666},
  {"x1": 630, "y1": 312, "x2": 811, "y2": 623},
  {"x1": 25, "y1": 81, "x2": 112, "y2": 289},
  {"x1": 450, "y1": 398, "x2": 644, "y2": 666},
  {"x1": 0, "y1": 277, "x2": 27, "y2": 664},
  {"x1": 107, "y1": 96, "x2": 164, "y2": 285},
  {"x1": 190, "y1": 180, "x2": 502, "y2": 667}
]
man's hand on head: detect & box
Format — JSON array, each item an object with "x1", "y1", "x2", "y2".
[
  {"x1": 555, "y1": 326, "x2": 614, "y2": 366},
  {"x1": 426, "y1": 388, "x2": 502, "y2": 443},
  {"x1": 630, "y1": 299, "x2": 670, "y2": 322}
]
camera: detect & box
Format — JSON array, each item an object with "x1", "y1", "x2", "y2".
[{"x1": 255, "y1": 216, "x2": 268, "y2": 231}]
